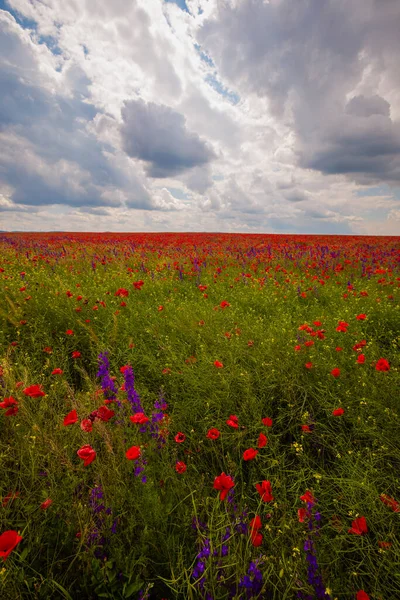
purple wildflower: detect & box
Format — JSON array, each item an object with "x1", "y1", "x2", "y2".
[
  {"x1": 86, "y1": 484, "x2": 115, "y2": 561},
  {"x1": 123, "y1": 366, "x2": 144, "y2": 414},
  {"x1": 239, "y1": 559, "x2": 263, "y2": 598},
  {"x1": 97, "y1": 351, "x2": 119, "y2": 405},
  {"x1": 301, "y1": 497, "x2": 331, "y2": 600}
]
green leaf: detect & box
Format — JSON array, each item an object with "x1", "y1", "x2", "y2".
[
  {"x1": 50, "y1": 580, "x2": 74, "y2": 600},
  {"x1": 124, "y1": 581, "x2": 143, "y2": 598},
  {"x1": 19, "y1": 547, "x2": 29, "y2": 562}
]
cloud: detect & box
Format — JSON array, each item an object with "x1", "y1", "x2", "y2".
[
  {"x1": 1, "y1": 0, "x2": 400, "y2": 234},
  {"x1": 198, "y1": 0, "x2": 400, "y2": 186},
  {"x1": 345, "y1": 94, "x2": 391, "y2": 118},
  {"x1": 0, "y1": 9, "x2": 153, "y2": 210},
  {"x1": 120, "y1": 98, "x2": 217, "y2": 178}
]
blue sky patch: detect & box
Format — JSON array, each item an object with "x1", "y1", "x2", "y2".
[
  {"x1": 166, "y1": 187, "x2": 190, "y2": 200},
  {"x1": 356, "y1": 185, "x2": 392, "y2": 197},
  {"x1": 164, "y1": 0, "x2": 190, "y2": 13},
  {"x1": 0, "y1": 0, "x2": 37, "y2": 30},
  {"x1": 205, "y1": 74, "x2": 240, "y2": 105},
  {"x1": 194, "y1": 43, "x2": 215, "y2": 67}
]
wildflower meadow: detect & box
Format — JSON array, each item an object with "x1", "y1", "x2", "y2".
[{"x1": 0, "y1": 232, "x2": 399, "y2": 600}]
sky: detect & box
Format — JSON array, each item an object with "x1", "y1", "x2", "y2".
[{"x1": 0, "y1": 0, "x2": 400, "y2": 235}]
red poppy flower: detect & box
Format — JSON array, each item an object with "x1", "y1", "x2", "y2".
[
  {"x1": 80, "y1": 419, "x2": 93, "y2": 432},
  {"x1": 220, "y1": 300, "x2": 230, "y2": 309},
  {"x1": 356, "y1": 314, "x2": 366, "y2": 320},
  {"x1": 97, "y1": 405, "x2": 115, "y2": 422},
  {"x1": 130, "y1": 412, "x2": 149, "y2": 424},
  {"x1": 353, "y1": 340, "x2": 366, "y2": 351},
  {"x1": 214, "y1": 360, "x2": 224, "y2": 368},
  {"x1": 257, "y1": 433, "x2": 268, "y2": 448},
  {"x1": 0, "y1": 397, "x2": 18, "y2": 409},
  {"x1": 213, "y1": 472, "x2": 235, "y2": 501},
  {"x1": 71, "y1": 351, "x2": 81, "y2": 358},
  {"x1": 356, "y1": 591, "x2": 370, "y2": 600},
  {"x1": 158, "y1": 305, "x2": 164, "y2": 311},
  {"x1": 305, "y1": 341, "x2": 314, "y2": 347},
  {"x1": 23, "y1": 384, "x2": 45, "y2": 397},
  {"x1": 207, "y1": 428, "x2": 220, "y2": 440},
  {"x1": 0, "y1": 530, "x2": 23, "y2": 561},
  {"x1": 115, "y1": 288, "x2": 129, "y2": 297},
  {"x1": 331, "y1": 368, "x2": 340, "y2": 377},
  {"x1": 294, "y1": 345, "x2": 301, "y2": 351},
  {"x1": 356, "y1": 354, "x2": 365, "y2": 364},
  {"x1": 77, "y1": 444, "x2": 96, "y2": 466},
  {"x1": 336, "y1": 321, "x2": 349, "y2": 332},
  {"x1": 198, "y1": 320, "x2": 205, "y2": 326},
  {"x1": 378, "y1": 541, "x2": 392, "y2": 549},
  {"x1": 380, "y1": 494, "x2": 400, "y2": 512},
  {"x1": 2, "y1": 492, "x2": 20, "y2": 507},
  {"x1": 300, "y1": 490, "x2": 316, "y2": 505},
  {"x1": 301, "y1": 424, "x2": 312, "y2": 433},
  {"x1": 185, "y1": 355, "x2": 197, "y2": 364},
  {"x1": 226, "y1": 415, "x2": 239, "y2": 428},
  {"x1": 250, "y1": 531, "x2": 263, "y2": 547},
  {"x1": 298, "y1": 508, "x2": 307, "y2": 523},
  {"x1": 262, "y1": 417, "x2": 273, "y2": 427},
  {"x1": 348, "y1": 516, "x2": 368, "y2": 535},
  {"x1": 51, "y1": 368, "x2": 63, "y2": 375},
  {"x1": 174, "y1": 432, "x2": 186, "y2": 443},
  {"x1": 332, "y1": 407, "x2": 345, "y2": 416},
  {"x1": 125, "y1": 446, "x2": 141, "y2": 460},
  {"x1": 175, "y1": 461, "x2": 187, "y2": 474},
  {"x1": 256, "y1": 480, "x2": 274, "y2": 502},
  {"x1": 335, "y1": 347, "x2": 343, "y2": 352},
  {"x1": 305, "y1": 362, "x2": 313, "y2": 369},
  {"x1": 66, "y1": 329, "x2": 74, "y2": 336},
  {"x1": 243, "y1": 448, "x2": 258, "y2": 461},
  {"x1": 249, "y1": 515, "x2": 262, "y2": 531},
  {"x1": 40, "y1": 498, "x2": 53, "y2": 510},
  {"x1": 375, "y1": 358, "x2": 390, "y2": 371},
  {"x1": 63, "y1": 409, "x2": 78, "y2": 426}
]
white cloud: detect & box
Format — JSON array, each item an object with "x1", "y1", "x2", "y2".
[{"x1": 1, "y1": 0, "x2": 400, "y2": 233}]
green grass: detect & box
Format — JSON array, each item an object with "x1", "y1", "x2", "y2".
[{"x1": 0, "y1": 233, "x2": 399, "y2": 600}]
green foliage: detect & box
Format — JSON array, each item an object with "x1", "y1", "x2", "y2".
[{"x1": 0, "y1": 233, "x2": 399, "y2": 599}]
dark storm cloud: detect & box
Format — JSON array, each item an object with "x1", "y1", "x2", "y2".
[
  {"x1": 120, "y1": 99, "x2": 217, "y2": 178},
  {"x1": 198, "y1": 0, "x2": 400, "y2": 186},
  {"x1": 345, "y1": 95, "x2": 391, "y2": 119},
  {"x1": 301, "y1": 120, "x2": 400, "y2": 183}
]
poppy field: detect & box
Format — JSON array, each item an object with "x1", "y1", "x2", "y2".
[{"x1": 0, "y1": 232, "x2": 399, "y2": 600}]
